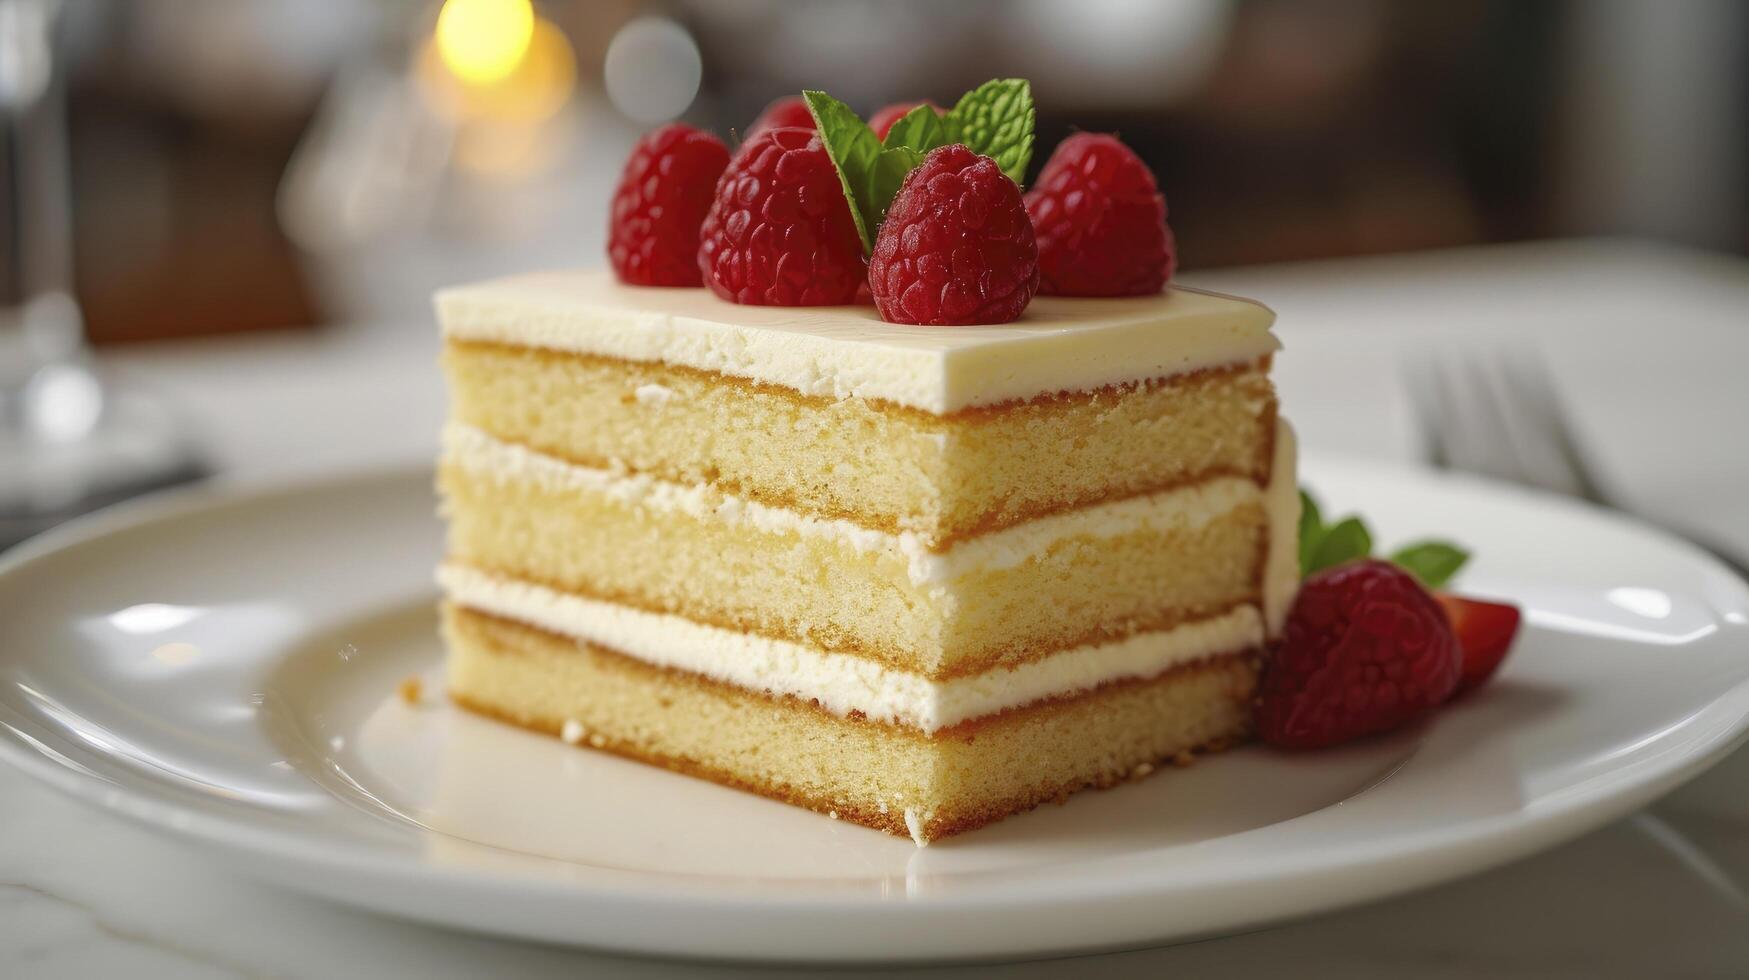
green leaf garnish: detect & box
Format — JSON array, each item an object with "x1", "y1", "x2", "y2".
[
  {"x1": 803, "y1": 90, "x2": 883, "y2": 252},
  {"x1": 882, "y1": 103, "x2": 949, "y2": 154},
  {"x1": 1306, "y1": 517, "x2": 1373, "y2": 577},
  {"x1": 944, "y1": 78, "x2": 1035, "y2": 184},
  {"x1": 1297, "y1": 489, "x2": 1325, "y2": 576},
  {"x1": 1388, "y1": 541, "x2": 1471, "y2": 590},
  {"x1": 867, "y1": 145, "x2": 923, "y2": 237},
  {"x1": 1298, "y1": 484, "x2": 1474, "y2": 586}
]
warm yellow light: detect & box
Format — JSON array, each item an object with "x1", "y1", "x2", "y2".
[
  {"x1": 418, "y1": 16, "x2": 575, "y2": 123},
  {"x1": 436, "y1": 0, "x2": 535, "y2": 85}
]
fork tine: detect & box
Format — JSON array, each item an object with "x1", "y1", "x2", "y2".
[
  {"x1": 1501, "y1": 350, "x2": 1609, "y2": 502},
  {"x1": 1473, "y1": 346, "x2": 1574, "y2": 495},
  {"x1": 1446, "y1": 347, "x2": 1532, "y2": 486},
  {"x1": 1404, "y1": 352, "x2": 1454, "y2": 471}
]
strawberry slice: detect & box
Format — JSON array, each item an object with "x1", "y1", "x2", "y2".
[{"x1": 1437, "y1": 594, "x2": 1521, "y2": 696}]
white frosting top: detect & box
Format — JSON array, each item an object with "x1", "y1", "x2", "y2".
[
  {"x1": 435, "y1": 269, "x2": 1279, "y2": 413},
  {"x1": 441, "y1": 563, "x2": 1263, "y2": 733}
]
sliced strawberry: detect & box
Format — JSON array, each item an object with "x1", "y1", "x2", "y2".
[{"x1": 1437, "y1": 594, "x2": 1521, "y2": 696}]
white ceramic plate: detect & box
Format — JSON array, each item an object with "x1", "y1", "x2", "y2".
[{"x1": 2, "y1": 459, "x2": 1747, "y2": 963}]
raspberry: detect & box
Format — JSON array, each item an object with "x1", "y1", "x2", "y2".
[
  {"x1": 868, "y1": 144, "x2": 1039, "y2": 325},
  {"x1": 607, "y1": 124, "x2": 730, "y2": 287},
  {"x1": 1257, "y1": 560, "x2": 1461, "y2": 750},
  {"x1": 1025, "y1": 133, "x2": 1175, "y2": 296},
  {"x1": 696, "y1": 127, "x2": 863, "y2": 306},
  {"x1": 747, "y1": 96, "x2": 815, "y2": 138},
  {"x1": 869, "y1": 100, "x2": 939, "y2": 141}
]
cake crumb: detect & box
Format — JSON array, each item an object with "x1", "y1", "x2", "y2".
[
  {"x1": 828, "y1": 810, "x2": 839, "y2": 820},
  {"x1": 903, "y1": 808, "x2": 930, "y2": 848},
  {"x1": 1131, "y1": 762, "x2": 1154, "y2": 780},
  {"x1": 1172, "y1": 750, "x2": 1196, "y2": 768},
  {"x1": 397, "y1": 676, "x2": 423, "y2": 705},
  {"x1": 560, "y1": 719, "x2": 586, "y2": 745}
]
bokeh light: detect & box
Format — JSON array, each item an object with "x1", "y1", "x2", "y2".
[
  {"x1": 603, "y1": 17, "x2": 701, "y2": 123},
  {"x1": 435, "y1": 0, "x2": 534, "y2": 86}
]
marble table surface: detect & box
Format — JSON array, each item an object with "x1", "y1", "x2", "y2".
[{"x1": 5, "y1": 238, "x2": 1748, "y2": 978}]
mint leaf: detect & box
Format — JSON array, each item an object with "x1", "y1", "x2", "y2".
[
  {"x1": 803, "y1": 90, "x2": 882, "y2": 252},
  {"x1": 1389, "y1": 541, "x2": 1471, "y2": 589},
  {"x1": 945, "y1": 78, "x2": 1035, "y2": 184},
  {"x1": 883, "y1": 103, "x2": 949, "y2": 154},
  {"x1": 1299, "y1": 485, "x2": 1474, "y2": 585},
  {"x1": 867, "y1": 145, "x2": 922, "y2": 239},
  {"x1": 1297, "y1": 489, "x2": 1324, "y2": 576},
  {"x1": 1306, "y1": 517, "x2": 1373, "y2": 576}
]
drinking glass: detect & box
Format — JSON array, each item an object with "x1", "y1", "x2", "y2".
[{"x1": 0, "y1": 0, "x2": 199, "y2": 548}]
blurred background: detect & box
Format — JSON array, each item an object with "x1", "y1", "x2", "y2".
[
  {"x1": 14, "y1": 0, "x2": 1747, "y2": 336},
  {"x1": 2, "y1": 0, "x2": 1747, "y2": 542}
]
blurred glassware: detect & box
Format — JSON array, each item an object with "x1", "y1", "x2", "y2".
[
  {"x1": 0, "y1": 0, "x2": 200, "y2": 549},
  {"x1": 279, "y1": 0, "x2": 632, "y2": 325}
]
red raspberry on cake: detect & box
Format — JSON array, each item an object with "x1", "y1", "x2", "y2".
[
  {"x1": 746, "y1": 95, "x2": 816, "y2": 137},
  {"x1": 869, "y1": 100, "x2": 940, "y2": 141},
  {"x1": 696, "y1": 127, "x2": 864, "y2": 306},
  {"x1": 868, "y1": 144, "x2": 1039, "y2": 326},
  {"x1": 1025, "y1": 132, "x2": 1175, "y2": 296},
  {"x1": 607, "y1": 124, "x2": 730, "y2": 287},
  {"x1": 1257, "y1": 559, "x2": 1462, "y2": 750}
]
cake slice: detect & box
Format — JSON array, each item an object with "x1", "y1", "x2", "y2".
[{"x1": 435, "y1": 270, "x2": 1298, "y2": 843}]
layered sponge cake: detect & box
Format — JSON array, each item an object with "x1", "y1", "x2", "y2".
[{"x1": 436, "y1": 269, "x2": 1297, "y2": 843}]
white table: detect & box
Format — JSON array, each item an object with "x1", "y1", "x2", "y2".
[{"x1": 5, "y1": 239, "x2": 1748, "y2": 977}]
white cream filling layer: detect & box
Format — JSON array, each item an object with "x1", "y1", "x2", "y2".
[
  {"x1": 1262, "y1": 420, "x2": 1301, "y2": 637},
  {"x1": 443, "y1": 424, "x2": 1268, "y2": 587},
  {"x1": 440, "y1": 563, "x2": 1264, "y2": 733},
  {"x1": 436, "y1": 269, "x2": 1279, "y2": 413}
]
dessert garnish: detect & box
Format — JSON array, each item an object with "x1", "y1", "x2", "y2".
[
  {"x1": 804, "y1": 78, "x2": 1038, "y2": 324},
  {"x1": 1439, "y1": 594, "x2": 1521, "y2": 695},
  {"x1": 1027, "y1": 133, "x2": 1176, "y2": 296},
  {"x1": 803, "y1": 78, "x2": 1034, "y2": 255},
  {"x1": 746, "y1": 94, "x2": 816, "y2": 137},
  {"x1": 868, "y1": 144, "x2": 1039, "y2": 325},
  {"x1": 606, "y1": 124, "x2": 729, "y2": 287},
  {"x1": 1257, "y1": 558, "x2": 1460, "y2": 750},
  {"x1": 604, "y1": 80, "x2": 1175, "y2": 324},
  {"x1": 1257, "y1": 490, "x2": 1523, "y2": 749},
  {"x1": 695, "y1": 126, "x2": 864, "y2": 306}
]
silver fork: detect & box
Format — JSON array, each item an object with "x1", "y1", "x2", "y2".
[{"x1": 1406, "y1": 344, "x2": 1749, "y2": 581}]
